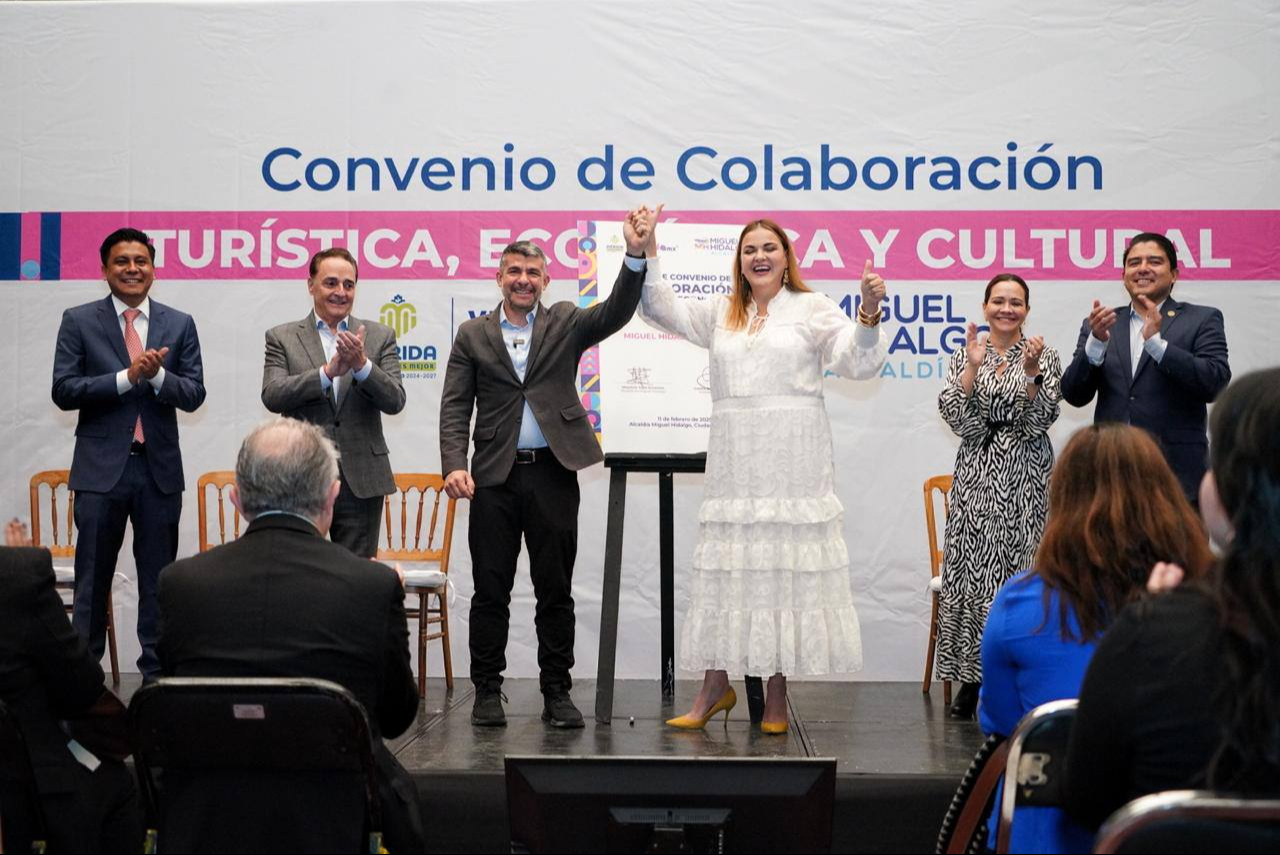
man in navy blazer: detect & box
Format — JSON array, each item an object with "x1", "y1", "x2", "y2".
[
  {"x1": 1061, "y1": 232, "x2": 1230, "y2": 502},
  {"x1": 51, "y1": 227, "x2": 206, "y2": 679}
]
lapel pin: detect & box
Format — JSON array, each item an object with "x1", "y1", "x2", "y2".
[{"x1": 1166, "y1": 310, "x2": 1176, "y2": 317}]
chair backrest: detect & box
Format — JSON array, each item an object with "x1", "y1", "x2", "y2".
[
  {"x1": 28, "y1": 470, "x2": 74, "y2": 560},
  {"x1": 1094, "y1": 790, "x2": 1280, "y2": 854},
  {"x1": 376, "y1": 473, "x2": 456, "y2": 572},
  {"x1": 0, "y1": 699, "x2": 49, "y2": 855},
  {"x1": 196, "y1": 471, "x2": 240, "y2": 552},
  {"x1": 923, "y1": 475, "x2": 953, "y2": 579},
  {"x1": 995, "y1": 699, "x2": 1077, "y2": 853},
  {"x1": 129, "y1": 677, "x2": 383, "y2": 854},
  {"x1": 936, "y1": 733, "x2": 1010, "y2": 854}
]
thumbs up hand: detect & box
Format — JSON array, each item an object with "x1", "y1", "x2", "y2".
[{"x1": 859, "y1": 259, "x2": 886, "y2": 314}]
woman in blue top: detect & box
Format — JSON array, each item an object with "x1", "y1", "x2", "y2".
[{"x1": 979, "y1": 423, "x2": 1213, "y2": 853}]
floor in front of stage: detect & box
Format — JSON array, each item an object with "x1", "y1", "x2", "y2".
[{"x1": 118, "y1": 676, "x2": 984, "y2": 853}]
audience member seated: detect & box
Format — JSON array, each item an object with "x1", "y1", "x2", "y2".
[
  {"x1": 156, "y1": 417, "x2": 426, "y2": 853},
  {"x1": 1, "y1": 521, "x2": 142, "y2": 853},
  {"x1": 1064, "y1": 367, "x2": 1280, "y2": 831},
  {"x1": 977, "y1": 424, "x2": 1212, "y2": 852}
]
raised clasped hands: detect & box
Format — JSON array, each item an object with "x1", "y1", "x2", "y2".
[
  {"x1": 5, "y1": 518, "x2": 32, "y2": 547},
  {"x1": 1134, "y1": 294, "x2": 1162, "y2": 340},
  {"x1": 1146, "y1": 561, "x2": 1185, "y2": 593},
  {"x1": 326, "y1": 325, "x2": 367, "y2": 380},
  {"x1": 1087, "y1": 299, "x2": 1117, "y2": 342},
  {"x1": 1022, "y1": 335, "x2": 1045, "y2": 374},
  {"x1": 127, "y1": 346, "x2": 169, "y2": 385},
  {"x1": 623, "y1": 204, "x2": 664, "y2": 256}
]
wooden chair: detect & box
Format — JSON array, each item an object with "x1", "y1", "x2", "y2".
[
  {"x1": 376, "y1": 474, "x2": 456, "y2": 698},
  {"x1": 196, "y1": 471, "x2": 240, "y2": 552},
  {"x1": 923, "y1": 474, "x2": 954, "y2": 706},
  {"x1": 28, "y1": 470, "x2": 120, "y2": 685}
]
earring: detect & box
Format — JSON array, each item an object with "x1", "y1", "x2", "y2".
[{"x1": 782, "y1": 269, "x2": 791, "y2": 288}]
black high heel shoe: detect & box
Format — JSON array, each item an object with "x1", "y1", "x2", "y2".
[{"x1": 947, "y1": 682, "x2": 981, "y2": 720}]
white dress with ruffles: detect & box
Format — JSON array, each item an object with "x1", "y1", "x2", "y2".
[{"x1": 639, "y1": 259, "x2": 887, "y2": 676}]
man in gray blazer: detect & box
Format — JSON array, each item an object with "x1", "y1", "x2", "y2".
[
  {"x1": 262, "y1": 247, "x2": 406, "y2": 557},
  {"x1": 440, "y1": 209, "x2": 651, "y2": 728}
]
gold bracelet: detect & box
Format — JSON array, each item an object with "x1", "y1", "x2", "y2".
[{"x1": 857, "y1": 306, "x2": 883, "y2": 327}]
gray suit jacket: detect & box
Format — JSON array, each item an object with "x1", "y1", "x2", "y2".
[
  {"x1": 261, "y1": 312, "x2": 406, "y2": 498},
  {"x1": 440, "y1": 262, "x2": 644, "y2": 487}
]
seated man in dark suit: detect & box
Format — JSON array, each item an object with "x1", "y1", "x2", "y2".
[
  {"x1": 156, "y1": 418, "x2": 425, "y2": 853},
  {"x1": 0, "y1": 523, "x2": 142, "y2": 854}
]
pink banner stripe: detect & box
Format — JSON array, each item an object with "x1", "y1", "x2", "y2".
[
  {"x1": 19, "y1": 212, "x2": 41, "y2": 279},
  {"x1": 46, "y1": 210, "x2": 1280, "y2": 282}
]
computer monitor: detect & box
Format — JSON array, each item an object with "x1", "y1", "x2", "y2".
[{"x1": 505, "y1": 755, "x2": 837, "y2": 853}]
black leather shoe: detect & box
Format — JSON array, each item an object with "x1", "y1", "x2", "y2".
[
  {"x1": 542, "y1": 690, "x2": 585, "y2": 729},
  {"x1": 472, "y1": 687, "x2": 508, "y2": 727},
  {"x1": 948, "y1": 682, "x2": 981, "y2": 720}
]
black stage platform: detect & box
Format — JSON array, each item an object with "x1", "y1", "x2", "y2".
[{"x1": 122, "y1": 676, "x2": 983, "y2": 853}]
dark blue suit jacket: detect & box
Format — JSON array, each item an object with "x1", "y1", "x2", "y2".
[
  {"x1": 51, "y1": 295, "x2": 205, "y2": 495},
  {"x1": 1060, "y1": 297, "x2": 1230, "y2": 499}
]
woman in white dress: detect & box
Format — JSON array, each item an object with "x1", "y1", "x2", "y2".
[{"x1": 633, "y1": 209, "x2": 888, "y2": 732}]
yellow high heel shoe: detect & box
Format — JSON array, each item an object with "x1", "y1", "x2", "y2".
[
  {"x1": 760, "y1": 718, "x2": 789, "y2": 735},
  {"x1": 666, "y1": 687, "x2": 737, "y2": 730}
]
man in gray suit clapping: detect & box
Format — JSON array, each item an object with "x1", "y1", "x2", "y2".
[{"x1": 262, "y1": 247, "x2": 406, "y2": 557}]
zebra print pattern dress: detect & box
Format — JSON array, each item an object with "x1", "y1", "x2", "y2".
[{"x1": 935, "y1": 342, "x2": 1062, "y2": 683}]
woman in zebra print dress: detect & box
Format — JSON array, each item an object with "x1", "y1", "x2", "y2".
[{"x1": 935, "y1": 273, "x2": 1062, "y2": 718}]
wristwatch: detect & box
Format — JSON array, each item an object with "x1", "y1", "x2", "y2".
[{"x1": 1024, "y1": 373, "x2": 1044, "y2": 386}]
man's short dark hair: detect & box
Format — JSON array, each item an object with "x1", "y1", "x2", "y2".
[
  {"x1": 498, "y1": 240, "x2": 549, "y2": 269},
  {"x1": 99, "y1": 228, "x2": 155, "y2": 265},
  {"x1": 308, "y1": 247, "x2": 359, "y2": 281},
  {"x1": 1123, "y1": 232, "x2": 1179, "y2": 270}
]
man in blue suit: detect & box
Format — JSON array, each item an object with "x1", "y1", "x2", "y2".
[
  {"x1": 51, "y1": 228, "x2": 206, "y2": 679},
  {"x1": 1061, "y1": 232, "x2": 1230, "y2": 503}
]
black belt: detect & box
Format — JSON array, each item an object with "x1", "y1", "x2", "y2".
[
  {"x1": 130, "y1": 441, "x2": 147, "y2": 456},
  {"x1": 981, "y1": 420, "x2": 1016, "y2": 452},
  {"x1": 515, "y1": 448, "x2": 550, "y2": 464}
]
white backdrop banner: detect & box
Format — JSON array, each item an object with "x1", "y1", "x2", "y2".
[{"x1": 2, "y1": 0, "x2": 1277, "y2": 682}]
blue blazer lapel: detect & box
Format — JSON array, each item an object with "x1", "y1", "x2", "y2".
[
  {"x1": 96, "y1": 296, "x2": 131, "y2": 368},
  {"x1": 1132, "y1": 298, "x2": 1180, "y2": 383},
  {"x1": 1112, "y1": 304, "x2": 1135, "y2": 386}
]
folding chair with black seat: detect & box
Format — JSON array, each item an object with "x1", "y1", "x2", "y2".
[
  {"x1": 1094, "y1": 790, "x2": 1280, "y2": 854},
  {"x1": 0, "y1": 699, "x2": 50, "y2": 855},
  {"x1": 994, "y1": 698, "x2": 1077, "y2": 853},
  {"x1": 128, "y1": 678, "x2": 383, "y2": 854}
]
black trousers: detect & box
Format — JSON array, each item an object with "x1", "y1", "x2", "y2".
[
  {"x1": 330, "y1": 470, "x2": 384, "y2": 559},
  {"x1": 468, "y1": 454, "x2": 579, "y2": 692},
  {"x1": 73, "y1": 452, "x2": 181, "y2": 679}
]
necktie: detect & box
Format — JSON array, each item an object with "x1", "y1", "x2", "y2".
[{"x1": 123, "y1": 309, "x2": 145, "y2": 442}]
